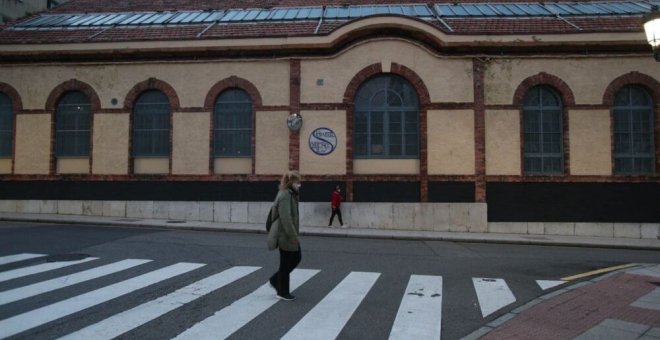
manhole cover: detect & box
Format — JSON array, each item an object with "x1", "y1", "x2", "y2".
[
  {"x1": 167, "y1": 220, "x2": 186, "y2": 224},
  {"x1": 46, "y1": 254, "x2": 91, "y2": 262},
  {"x1": 114, "y1": 218, "x2": 141, "y2": 222}
]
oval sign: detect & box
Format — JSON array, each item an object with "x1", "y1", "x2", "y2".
[{"x1": 309, "y1": 127, "x2": 337, "y2": 156}]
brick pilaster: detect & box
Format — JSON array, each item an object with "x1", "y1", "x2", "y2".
[
  {"x1": 473, "y1": 59, "x2": 487, "y2": 203},
  {"x1": 289, "y1": 59, "x2": 301, "y2": 171}
]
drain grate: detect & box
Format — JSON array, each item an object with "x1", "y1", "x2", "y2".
[
  {"x1": 166, "y1": 220, "x2": 186, "y2": 224},
  {"x1": 46, "y1": 254, "x2": 91, "y2": 262}
]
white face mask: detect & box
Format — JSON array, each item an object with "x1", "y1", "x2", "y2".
[{"x1": 293, "y1": 183, "x2": 301, "y2": 190}]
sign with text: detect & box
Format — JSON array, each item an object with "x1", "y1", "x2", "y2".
[{"x1": 309, "y1": 127, "x2": 337, "y2": 156}]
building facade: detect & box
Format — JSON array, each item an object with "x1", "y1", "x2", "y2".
[{"x1": 0, "y1": 0, "x2": 659, "y2": 226}]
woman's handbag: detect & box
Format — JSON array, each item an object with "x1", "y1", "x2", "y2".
[{"x1": 266, "y1": 204, "x2": 280, "y2": 250}]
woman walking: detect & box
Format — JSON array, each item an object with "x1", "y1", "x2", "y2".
[{"x1": 267, "y1": 170, "x2": 302, "y2": 301}]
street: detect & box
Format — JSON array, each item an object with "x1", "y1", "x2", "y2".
[{"x1": 0, "y1": 221, "x2": 659, "y2": 340}]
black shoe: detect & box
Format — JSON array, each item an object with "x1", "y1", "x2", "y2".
[
  {"x1": 277, "y1": 293, "x2": 296, "y2": 301},
  {"x1": 269, "y1": 278, "x2": 277, "y2": 291}
]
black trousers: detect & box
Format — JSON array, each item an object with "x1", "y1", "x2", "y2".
[
  {"x1": 329, "y1": 208, "x2": 344, "y2": 226},
  {"x1": 270, "y1": 247, "x2": 301, "y2": 295}
]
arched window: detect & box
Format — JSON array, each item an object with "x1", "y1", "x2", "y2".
[
  {"x1": 613, "y1": 85, "x2": 655, "y2": 174},
  {"x1": 0, "y1": 93, "x2": 12, "y2": 157},
  {"x1": 132, "y1": 90, "x2": 170, "y2": 157},
  {"x1": 55, "y1": 91, "x2": 91, "y2": 157},
  {"x1": 354, "y1": 74, "x2": 419, "y2": 158},
  {"x1": 523, "y1": 85, "x2": 563, "y2": 175},
  {"x1": 214, "y1": 89, "x2": 253, "y2": 157}
]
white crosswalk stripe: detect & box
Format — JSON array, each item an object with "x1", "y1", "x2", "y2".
[
  {"x1": 0, "y1": 262, "x2": 205, "y2": 339},
  {"x1": 536, "y1": 280, "x2": 566, "y2": 290},
  {"x1": 172, "y1": 269, "x2": 320, "y2": 340},
  {"x1": 0, "y1": 257, "x2": 99, "y2": 283},
  {"x1": 59, "y1": 266, "x2": 260, "y2": 340},
  {"x1": 389, "y1": 275, "x2": 443, "y2": 340},
  {"x1": 281, "y1": 271, "x2": 380, "y2": 340},
  {"x1": 473, "y1": 278, "x2": 516, "y2": 318},
  {"x1": 0, "y1": 253, "x2": 45, "y2": 266},
  {"x1": 0, "y1": 259, "x2": 152, "y2": 306}
]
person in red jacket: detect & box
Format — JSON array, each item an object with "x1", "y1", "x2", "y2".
[{"x1": 329, "y1": 185, "x2": 346, "y2": 228}]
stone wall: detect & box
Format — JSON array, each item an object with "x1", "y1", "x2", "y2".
[
  {"x1": 1, "y1": 199, "x2": 658, "y2": 240},
  {"x1": 0, "y1": 199, "x2": 487, "y2": 232}
]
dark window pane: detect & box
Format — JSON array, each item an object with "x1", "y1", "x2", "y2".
[
  {"x1": 613, "y1": 85, "x2": 655, "y2": 175},
  {"x1": 523, "y1": 86, "x2": 563, "y2": 175},
  {"x1": 133, "y1": 90, "x2": 170, "y2": 156},
  {"x1": 214, "y1": 88, "x2": 252, "y2": 157},
  {"x1": 55, "y1": 91, "x2": 91, "y2": 157},
  {"x1": 354, "y1": 75, "x2": 419, "y2": 158},
  {"x1": 0, "y1": 93, "x2": 12, "y2": 157}
]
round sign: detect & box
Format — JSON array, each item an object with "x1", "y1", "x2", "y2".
[{"x1": 309, "y1": 127, "x2": 337, "y2": 156}]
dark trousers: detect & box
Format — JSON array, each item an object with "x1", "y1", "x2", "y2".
[
  {"x1": 270, "y1": 247, "x2": 301, "y2": 295},
  {"x1": 329, "y1": 208, "x2": 343, "y2": 226}
]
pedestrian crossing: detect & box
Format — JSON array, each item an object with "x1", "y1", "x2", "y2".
[{"x1": 0, "y1": 253, "x2": 568, "y2": 340}]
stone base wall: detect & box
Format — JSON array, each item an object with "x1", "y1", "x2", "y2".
[
  {"x1": 487, "y1": 222, "x2": 659, "y2": 240},
  {"x1": 0, "y1": 199, "x2": 487, "y2": 233},
  {"x1": 0, "y1": 200, "x2": 657, "y2": 239}
]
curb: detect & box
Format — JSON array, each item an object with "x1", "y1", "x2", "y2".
[{"x1": 1, "y1": 215, "x2": 659, "y2": 250}]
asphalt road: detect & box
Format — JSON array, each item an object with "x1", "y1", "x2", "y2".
[{"x1": 0, "y1": 221, "x2": 658, "y2": 340}]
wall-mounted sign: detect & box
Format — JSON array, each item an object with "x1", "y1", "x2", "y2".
[{"x1": 309, "y1": 127, "x2": 337, "y2": 156}]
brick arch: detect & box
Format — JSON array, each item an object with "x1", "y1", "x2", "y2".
[
  {"x1": 512, "y1": 72, "x2": 575, "y2": 107},
  {"x1": 514, "y1": 72, "x2": 572, "y2": 176},
  {"x1": 602, "y1": 71, "x2": 660, "y2": 106},
  {"x1": 204, "y1": 76, "x2": 263, "y2": 111},
  {"x1": 343, "y1": 62, "x2": 430, "y2": 201},
  {"x1": 0, "y1": 82, "x2": 23, "y2": 115},
  {"x1": 45, "y1": 79, "x2": 101, "y2": 111},
  {"x1": 123, "y1": 78, "x2": 180, "y2": 112},
  {"x1": 343, "y1": 63, "x2": 431, "y2": 106}
]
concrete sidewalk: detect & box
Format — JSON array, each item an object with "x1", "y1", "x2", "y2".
[
  {"x1": 0, "y1": 212, "x2": 658, "y2": 250},
  {"x1": 466, "y1": 264, "x2": 660, "y2": 340}
]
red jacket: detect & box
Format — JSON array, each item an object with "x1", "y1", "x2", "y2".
[{"x1": 331, "y1": 191, "x2": 342, "y2": 209}]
